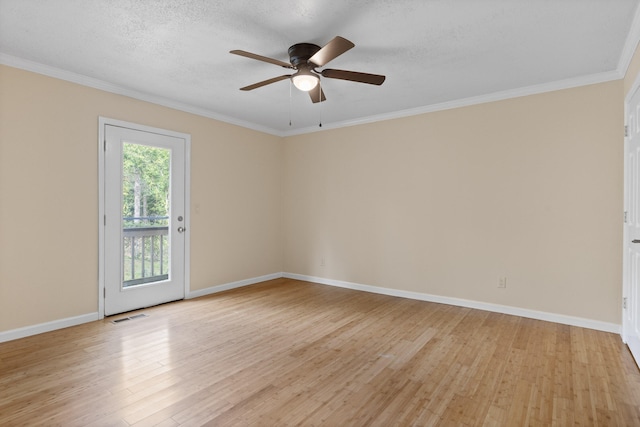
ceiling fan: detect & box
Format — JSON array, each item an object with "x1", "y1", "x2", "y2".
[{"x1": 230, "y1": 36, "x2": 385, "y2": 103}]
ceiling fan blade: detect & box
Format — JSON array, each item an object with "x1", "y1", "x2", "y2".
[
  {"x1": 230, "y1": 50, "x2": 293, "y2": 69},
  {"x1": 240, "y1": 75, "x2": 291, "y2": 91},
  {"x1": 309, "y1": 85, "x2": 326, "y2": 103},
  {"x1": 308, "y1": 36, "x2": 355, "y2": 67},
  {"x1": 321, "y1": 69, "x2": 386, "y2": 85}
]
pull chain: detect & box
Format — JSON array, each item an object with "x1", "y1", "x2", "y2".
[
  {"x1": 289, "y1": 79, "x2": 293, "y2": 127},
  {"x1": 318, "y1": 80, "x2": 323, "y2": 128}
]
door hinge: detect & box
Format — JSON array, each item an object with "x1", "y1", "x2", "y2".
[
  {"x1": 103, "y1": 139, "x2": 107, "y2": 151},
  {"x1": 625, "y1": 125, "x2": 629, "y2": 138},
  {"x1": 625, "y1": 211, "x2": 628, "y2": 223},
  {"x1": 104, "y1": 215, "x2": 106, "y2": 226},
  {"x1": 623, "y1": 297, "x2": 628, "y2": 310}
]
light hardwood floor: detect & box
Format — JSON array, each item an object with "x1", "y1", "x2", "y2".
[{"x1": 1, "y1": 278, "x2": 639, "y2": 426}]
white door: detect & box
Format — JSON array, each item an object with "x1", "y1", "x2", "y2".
[
  {"x1": 624, "y1": 85, "x2": 640, "y2": 368},
  {"x1": 104, "y1": 124, "x2": 187, "y2": 316}
]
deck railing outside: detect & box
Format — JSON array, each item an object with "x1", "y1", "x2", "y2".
[{"x1": 123, "y1": 216, "x2": 169, "y2": 287}]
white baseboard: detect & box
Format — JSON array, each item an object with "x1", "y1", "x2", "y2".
[
  {"x1": 0, "y1": 273, "x2": 283, "y2": 344},
  {"x1": 0, "y1": 312, "x2": 100, "y2": 343},
  {"x1": 187, "y1": 272, "x2": 283, "y2": 299},
  {"x1": 1, "y1": 273, "x2": 620, "y2": 343},
  {"x1": 283, "y1": 273, "x2": 621, "y2": 334}
]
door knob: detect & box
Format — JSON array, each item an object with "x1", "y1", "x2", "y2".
[{"x1": 177, "y1": 226, "x2": 185, "y2": 233}]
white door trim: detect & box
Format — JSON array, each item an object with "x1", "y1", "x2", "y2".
[
  {"x1": 623, "y1": 74, "x2": 640, "y2": 369},
  {"x1": 624, "y1": 78, "x2": 639, "y2": 337},
  {"x1": 98, "y1": 117, "x2": 191, "y2": 319}
]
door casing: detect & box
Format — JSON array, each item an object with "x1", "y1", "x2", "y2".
[{"x1": 623, "y1": 78, "x2": 640, "y2": 369}]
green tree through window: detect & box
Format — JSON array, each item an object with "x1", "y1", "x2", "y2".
[
  {"x1": 122, "y1": 143, "x2": 170, "y2": 226},
  {"x1": 122, "y1": 143, "x2": 171, "y2": 284}
]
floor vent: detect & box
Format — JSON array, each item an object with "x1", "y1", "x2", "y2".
[{"x1": 111, "y1": 313, "x2": 148, "y2": 324}]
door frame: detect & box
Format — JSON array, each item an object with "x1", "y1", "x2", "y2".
[
  {"x1": 98, "y1": 117, "x2": 191, "y2": 319},
  {"x1": 623, "y1": 74, "x2": 640, "y2": 367},
  {"x1": 623, "y1": 91, "x2": 631, "y2": 344}
]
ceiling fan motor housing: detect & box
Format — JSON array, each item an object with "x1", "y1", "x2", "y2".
[{"x1": 288, "y1": 43, "x2": 321, "y2": 68}]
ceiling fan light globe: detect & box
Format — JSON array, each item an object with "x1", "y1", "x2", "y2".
[{"x1": 292, "y1": 74, "x2": 319, "y2": 92}]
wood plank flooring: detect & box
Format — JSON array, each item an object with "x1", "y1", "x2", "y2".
[{"x1": 1, "y1": 278, "x2": 639, "y2": 426}]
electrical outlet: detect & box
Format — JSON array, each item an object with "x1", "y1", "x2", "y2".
[
  {"x1": 498, "y1": 277, "x2": 507, "y2": 288},
  {"x1": 320, "y1": 257, "x2": 326, "y2": 267}
]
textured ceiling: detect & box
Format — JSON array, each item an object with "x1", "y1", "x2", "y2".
[{"x1": 1, "y1": 0, "x2": 639, "y2": 135}]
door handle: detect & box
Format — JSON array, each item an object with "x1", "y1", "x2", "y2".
[
  {"x1": 633, "y1": 239, "x2": 640, "y2": 243},
  {"x1": 177, "y1": 226, "x2": 186, "y2": 233}
]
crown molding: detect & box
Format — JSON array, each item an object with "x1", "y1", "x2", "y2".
[
  {"x1": 618, "y1": 1, "x2": 640, "y2": 76},
  {"x1": 282, "y1": 70, "x2": 622, "y2": 137},
  {"x1": 0, "y1": 53, "x2": 284, "y2": 136},
  {"x1": 0, "y1": 51, "x2": 628, "y2": 138}
]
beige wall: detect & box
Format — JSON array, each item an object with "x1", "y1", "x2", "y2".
[
  {"x1": 0, "y1": 62, "x2": 627, "y2": 333},
  {"x1": 0, "y1": 65, "x2": 283, "y2": 331},
  {"x1": 283, "y1": 81, "x2": 623, "y2": 324}
]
